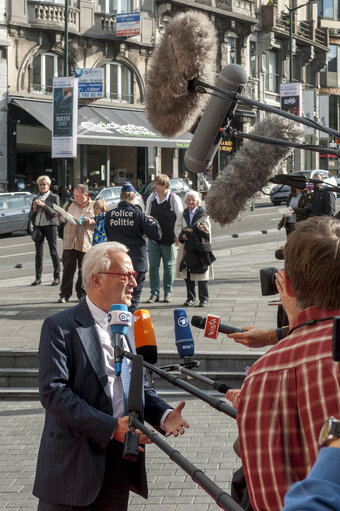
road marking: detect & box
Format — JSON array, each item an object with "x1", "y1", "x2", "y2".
[
  {"x1": 0, "y1": 242, "x2": 33, "y2": 250},
  {"x1": 0, "y1": 251, "x2": 36, "y2": 259}
]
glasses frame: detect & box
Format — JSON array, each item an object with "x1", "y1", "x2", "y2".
[{"x1": 98, "y1": 271, "x2": 138, "y2": 282}]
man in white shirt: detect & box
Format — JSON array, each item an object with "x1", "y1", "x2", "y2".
[{"x1": 33, "y1": 241, "x2": 188, "y2": 511}]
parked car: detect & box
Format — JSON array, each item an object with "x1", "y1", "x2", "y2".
[
  {"x1": 269, "y1": 184, "x2": 291, "y2": 205},
  {"x1": 0, "y1": 192, "x2": 33, "y2": 235},
  {"x1": 291, "y1": 169, "x2": 337, "y2": 188},
  {"x1": 138, "y1": 178, "x2": 191, "y2": 205},
  {"x1": 95, "y1": 186, "x2": 145, "y2": 212}
]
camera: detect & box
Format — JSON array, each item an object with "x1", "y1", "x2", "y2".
[{"x1": 260, "y1": 267, "x2": 278, "y2": 296}]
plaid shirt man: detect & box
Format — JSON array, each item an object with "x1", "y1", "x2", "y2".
[
  {"x1": 63, "y1": 200, "x2": 94, "y2": 252},
  {"x1": 238, "y1": 306, "x2": 340, "y2": 511}
]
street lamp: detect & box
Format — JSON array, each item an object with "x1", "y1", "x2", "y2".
[
  {"x1": 61, "y1": 0, "x2": 69, "y2": 204},
  {"x1": 287, "y1": 0, "x2": 319, "y2": 83}
]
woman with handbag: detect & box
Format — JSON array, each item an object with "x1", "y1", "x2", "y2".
[
  {"x1": 29, "y1": 175, "x2": 60, "y2": 286},
  {"x1": 175, "y1": 190, "x2": 214, "y2": 308}
]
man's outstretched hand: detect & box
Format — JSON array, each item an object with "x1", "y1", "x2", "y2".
[{"x1": 164, "y1": 401, "x2": 189, "y2": 437}]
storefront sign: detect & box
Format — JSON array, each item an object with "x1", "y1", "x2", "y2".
[
  {"x1": 280, "y1": 82, "x2": 302, "y2": 116},
  {"x1": 116, "y1": 12, "x2": 141, "y2": 37},
  {"x1": 74, "y1": 68, "x2": 103, "y2": 99},
  {"x1": 80, "y1": 120, "x2": 158, "y2": 138},
  {"x1": 219, "y1": 140, "x2": 233, "y2": 152},
  {"x1": 52, "y1": 76, "x2": 78, "y2": 158}
]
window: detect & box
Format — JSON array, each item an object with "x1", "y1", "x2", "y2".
[
  {"x1": 97, "y1": 0, "x2": 132, "y2": 13},
  {"x1": 328, "y1": 45, "x2": 337, "y2": 72},
  {"x1": 265, "y1": 50, "x2": 278, "y2": 93},
  {"x1": 103, "y1": 62, "x2": 133, "y2": 103},
  {"x1": 318, "y1": 0, "x2": 340, "y2": 18},
  {"x1": 33, "y1": 53, "x2": 63, "y2": 94},
  {"x1": 227, "y1": 36, "x2": 237, "y2": 64},
  {"x1": 249, "y1": 41, "x2": 256, "y2": 77}
]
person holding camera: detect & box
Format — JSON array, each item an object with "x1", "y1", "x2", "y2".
[{"x1": 226, "y1": 217, "x2": 340, "y2": 511}]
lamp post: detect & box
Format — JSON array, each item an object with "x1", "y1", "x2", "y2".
[{"x1": 61, "y1": 0, "x2": 69, "y2": 204}]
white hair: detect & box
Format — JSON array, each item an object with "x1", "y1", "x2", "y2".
[
  {"x1": 82, "y1": 242, "x2": 128, "y2": 291},
  {"x1": 184, "y1": 189, "x2": 201, "y2": 205}
]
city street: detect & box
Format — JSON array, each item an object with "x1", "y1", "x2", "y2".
[{"x1": 0, "y1": 198, "x2": 339, "y2": 510}]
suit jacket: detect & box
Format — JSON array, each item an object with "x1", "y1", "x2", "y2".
[
  {"x1": 33, "y1": 299, "x2": 170, "y2": 506},
  {"x1": 29, "y1": 191, "x2": 59, "y2": 226}
]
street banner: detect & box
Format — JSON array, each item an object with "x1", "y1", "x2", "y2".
[
  {"x1": 319, "y1": 95, "x2": 329, "y2": 139},
  {"x1": 74, "y1": 68, "x2": 104, "y2": 99},
  {"x1": 52, "y1": 76, "x2": 78, "y2": 158},
  {"x1": 116, "y1": 12, "x2": 141, "y2": 37},
  {"x1": 280, "y1": 82, "x2": 302, "y2": 116}
]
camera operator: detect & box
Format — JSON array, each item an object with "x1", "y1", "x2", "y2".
[{"x1": 226, "y1": 216, "x2": 340, "y2": 511}]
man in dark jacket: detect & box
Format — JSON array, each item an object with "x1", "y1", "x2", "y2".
[
  {"x1": 105, "y1": 182, "x2": 162, "y2": 312},
  {"x1": 308, "y1": 173, "x2": 336, "y2": 217}
]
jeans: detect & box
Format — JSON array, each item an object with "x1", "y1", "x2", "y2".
[
  {"x1": 34, "y1": 225, "x2": 60, "y2": 280},
  {"x1": 148, "y1": 240, "x2": 174, "y2": 296}
]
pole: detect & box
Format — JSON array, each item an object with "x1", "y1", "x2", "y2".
[
  {"x1": 61, "y1": 0, "x2": 69, "y2": 204},
  {"x1": 289, "y1": 7, "x2": 293, "y2": 83}
]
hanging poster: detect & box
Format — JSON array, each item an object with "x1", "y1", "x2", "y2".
[{"x1": 52, "y1": 76, "x2": 78, "y2": 158}]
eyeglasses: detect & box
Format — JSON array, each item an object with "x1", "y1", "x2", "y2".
[{"x1": 98, "y1": 271, "x2": 138, "y2": 282}]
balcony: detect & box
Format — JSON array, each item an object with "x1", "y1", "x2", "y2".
[{"x1": 27, "y1": 1, "x2": 80, "y2": 32}]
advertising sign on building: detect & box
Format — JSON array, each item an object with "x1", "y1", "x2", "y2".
[
  {"x1": 280, "y1": 82, "x2": 302, "y2": 116},
  {"x1": 116, "y1": 12, "x2": 141, "y2": 37},
  {"x1": 74, "y1": 68, "x2": 104, "y2": 99},
  {"x1": 303, "y1": 90, "x2": 315, "y2": 135},
  {"x1": 52, "y1": 76, "x2": 78, "y2": 158}
]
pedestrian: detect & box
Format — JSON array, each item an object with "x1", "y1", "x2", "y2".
[
  {"x1": 33, "y1": 241, "x2": 189, "y2": 511},
  {"x1": 145, "y1": 174, "x2": 183, "y2": 303},
  {"x1": 277, "y1": 186, "x2": 311, "y2": 237},
  {"x1": 92, "y1": 198, "x2": 108, "y2": 246},
  {"x1": 307, "y1": 173, "x2": 336, "y2": 217},
  {"x1": 29, "y1": 175, "x2": 60, "y2": 287},
  {"x1": 175, "y1": 190, "x2": 214, "y2": 307},
  {"x1": 58, "y1": 183, "x2": 95, "y2": 303},
  {"x1": 105, "y1": 182, "x2": 162, "y2": 312}
]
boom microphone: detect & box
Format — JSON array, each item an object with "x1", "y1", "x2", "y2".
[
  {"x1": 184, "y1": 64, "x2": 248, "y2": 174},
  {"x1": 205, "y1": 114, "x2": 302, "y2": 225},
  {"x1": 133, "y1": 310, "x2": 157, "y2": 364},
  {"x1": 269, "y1": 173, "x2": 307, "y2": 189},
  {"x1": 146, "y1": 10, "x2": 217, "y2": 138},
  {"x1": 174, "y1": 309, "x2": 195, "y2": 358},
  {"x1": 108, "y1": 305, "x2": 132, "y2": 376},
  {"x1": 191, "y1": 315, "x2": 244, "y2": 338}
]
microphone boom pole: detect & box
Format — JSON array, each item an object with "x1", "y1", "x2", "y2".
[
  {"x1": 131, "y1": 416, "x2": 243, "y2": 511},
  {"x1": 121, "y1": 349, "x2": 237, "y2": 419},
  {"x1": 173, "y1": 364, "x2": 231, "y2": 394}
]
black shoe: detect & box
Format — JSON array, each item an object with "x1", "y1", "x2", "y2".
[
  {"x1": 199, "y1": 300, "x2": 208, "y2": 307},
  {"x1": 58, "y1": 296, "x2": 69, "y2": 303},
  {"x1": 31, "y1": 279, "x2": 41, "y2": 286},
  {"x1": 183, "y1": 299, "x2": 197, "y2": 306},
  {"x1": 51, "y1": 278, "x2": 60, "y2": 286}
]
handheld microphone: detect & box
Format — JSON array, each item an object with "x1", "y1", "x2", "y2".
[
  {"x1": 133, "y1": 310, "x2": 157, "y2": 365},
  {"x1": 191, "y1": 315, "x2": 244, "y2": 339},
  {"x1": 108, "y1": 304, "x2": 132, "y2": 376},
  {"x1": 123, "y1": 354, "x2": 144, "y2": 462},
  {"x1": 184, "y1": 64, "x2": 248, "y2": 174},
  {"x1": 174, "y1": 309, "x2": 195, "y2": 358}
]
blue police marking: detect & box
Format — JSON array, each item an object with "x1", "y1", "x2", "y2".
[{"x1": 178, "y1": 316, "x2": 188, "y2": 328}]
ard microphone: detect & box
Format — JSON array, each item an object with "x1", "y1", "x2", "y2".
[
  {"x1": 191, "y1": 315, "x2": 244, "y2": 339},
  {"x1": 205, "y1": 114, "x2": 302, "y2": 225},
  {"x1": 174, "y1": 309, "x2": 195, "y2": 358},
  {"x1": 108, "y1": 305, "x2": 132, "y2": 376},
  {"x1": 184, "y1": 64, "x2": 248, "y2": 174},
  {"x1": 133, "y1": 310, "x2": 157, "y2": 364}
]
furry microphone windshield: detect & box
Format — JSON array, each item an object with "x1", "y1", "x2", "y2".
[
  {"x1": 205, "y1": 115, "x2": 302, "y2": 225},
  {"x1": 145, "y1": 10, "x2": 217, "y2": 138}
]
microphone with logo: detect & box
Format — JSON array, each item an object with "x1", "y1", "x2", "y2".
[
  {"x1": 191, "y1": 314, "x2": 244, "y2": 339},
  {"x1": 134, "y1": 309, "x2": 158, "y2": 387},
  {"x1": 174, "y1": 309, "x2": 195, "y2": 360},
  {"x1": 108, "y1": 304, "x2": 132, "y2": 376}
]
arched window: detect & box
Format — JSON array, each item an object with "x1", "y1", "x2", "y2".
[
  {"x1": 102, "y1": 62, "x2": 133, "y2": 103},
  {"x1": 97, "y1": 0, "x2": 132, "y2": 13},
  {"x1": 33, "y1": 53, "x2": 63, "y2": 94}
]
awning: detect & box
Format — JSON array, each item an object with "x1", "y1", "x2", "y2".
[{"x1": 11, "y1": 98, "x2": 192, "y2": 149}]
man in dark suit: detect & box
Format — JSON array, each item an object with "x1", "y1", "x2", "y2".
[{"x1": 33, "y1": 241, "x2": 188, "y2": 510}]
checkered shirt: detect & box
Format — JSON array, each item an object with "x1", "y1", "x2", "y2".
[
  {"x1": 63, "y1": 200, "x2": 94, "y2": 252},
  {"x1": 237, "y1": 306, "x2": 340, "y2": 511}
]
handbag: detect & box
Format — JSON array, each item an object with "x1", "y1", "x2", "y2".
[{"x1": 31, "y1": 227, "x2": 44, "y2": 243}]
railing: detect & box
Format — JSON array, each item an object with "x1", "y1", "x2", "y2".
[{"x1": 31, "y1": 1, "x2": 79, "y2": 27}]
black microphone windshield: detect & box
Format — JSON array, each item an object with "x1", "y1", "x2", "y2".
[
  {"x1": 146, "y1": 10, "x2": 217, "y2": 138},
  {"x1": 269, "y1": 174, "x2": 307, "y2": 189},
  {"x1": 191, "y1": 316, "x2": 206, "y2": 329},
  {"x1": 127, "y1": 354, "x2": 144, "y2": 415},
  {"x1": 205, "y1": 114, "x2": 302, "y2": 225}
]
